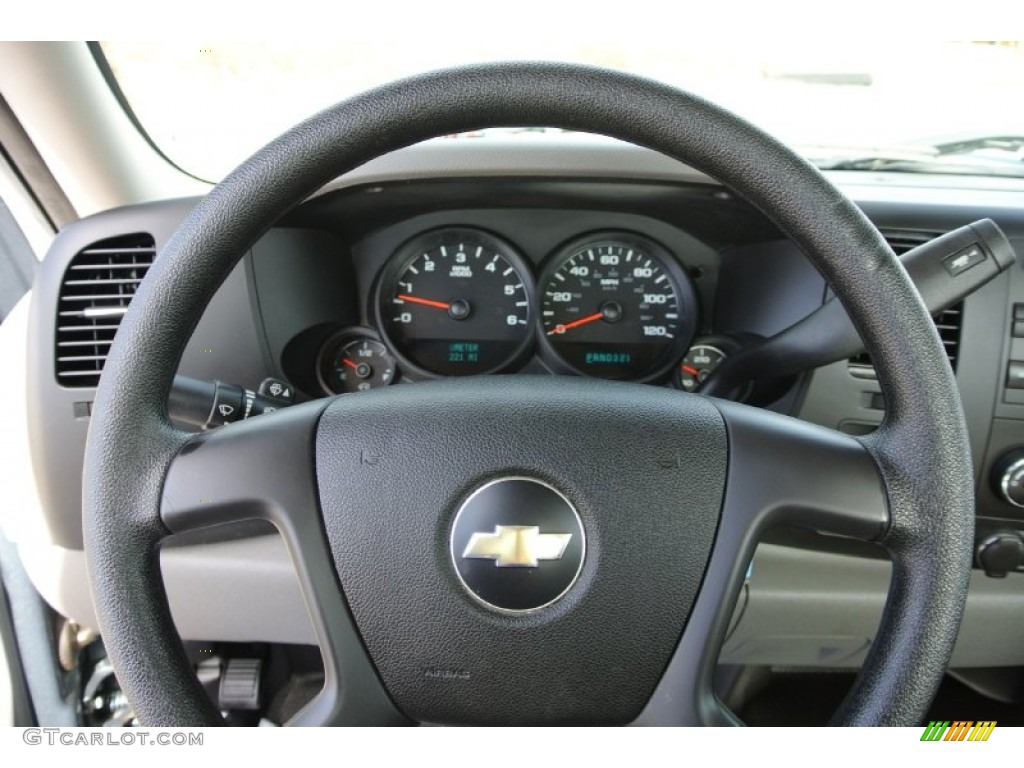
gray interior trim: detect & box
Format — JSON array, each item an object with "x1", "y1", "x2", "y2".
[
  {"x1": 724, "y1": 544, "x2": 1024, "y2": 669},
  {"x1": 19, "y1": 537, "x2": 1024, "y2": 669},
  {"x1": 0, "y1": 532, "x2": 75, "y2": 726},
  {"x1": 309, "y1": 139, "x2": 1024, "y2": 206},
  {"x1": 162, "y1": 535, "x2": 314, "y2": 645},
  {"x1": 0, "y1": 194, "x2": 36, "y2": 323},
  {"x1": 86, "y1": 43, "x2": 208, "y2": 187},
  {"x1": 20, "y1": 536, "x2": 314, "y2": 646},
  {"x1": 312, "y1": 137, "x2": 717, "y2": 197},
  {"x1": 0, "y1": 92, "x2": 77, "y2": 229},
  {"x1": 0, "y1": 551, "x2": 32, "y2": 725},
  {"x1": 0, "y1": 42, "x2": 205, "y2": 216}
]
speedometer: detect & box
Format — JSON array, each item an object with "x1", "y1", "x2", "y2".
[
  {"x1": 376, "y1": 228, "x2": 535, "y2": 377},
  {"x1": 538, "y1": 233, "x2": 697, "y2": 381}
]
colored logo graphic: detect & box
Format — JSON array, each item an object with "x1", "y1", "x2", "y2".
[
  {"x1": 920, "y1": 721, "x2": 997, "y2": 741},
  {"x1": 462, "y1": 525, "x2": 572, "y2": 568}
]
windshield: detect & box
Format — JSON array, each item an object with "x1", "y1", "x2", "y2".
[{"x1": 101, "y1": 40, "x2": 1024, "y2": 182}]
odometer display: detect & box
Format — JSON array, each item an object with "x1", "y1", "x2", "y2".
[
  {"x1": 538, "y1": 234, "x2": 697, "y2": 381},
  {"x1": 377, "y1": 228, "x2": 534, "y2": 376}
]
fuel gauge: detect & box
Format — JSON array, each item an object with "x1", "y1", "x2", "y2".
[{"x1": 322, "y1": 336, "x2": 397, "y2": 394}]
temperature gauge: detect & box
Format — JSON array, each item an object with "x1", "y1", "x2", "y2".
[
  {"x1": 323, "y1": 337, "x2": 397, "y2": 394},
  {"x1": 674, "y1": 343, "x2": 727, "y2": 392}
]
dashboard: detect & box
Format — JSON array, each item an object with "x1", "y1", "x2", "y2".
[
  {"x1": 317, "y1": 206, "x2": 716, "y2": 394},
  {"x1": 16, "y1": 140, "x2": 1024, "y2": 668},
  {"x1": 267, "y1": 178, "x2": 822, "y2": 407},
  {"x1": 336, "y1": 226, "x2": 697, "y2": 388}
]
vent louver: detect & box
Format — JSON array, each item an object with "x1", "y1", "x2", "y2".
[
  {"x1": 55, "y1": 233, "x2": 156, "y2": 387},
  {"x1": 847, "y1": 229, "x2": 962, "y2": 375}
]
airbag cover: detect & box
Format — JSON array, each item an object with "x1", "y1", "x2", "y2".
[{"x1": 315, "y1": 377, "x2": 726, "y2": 724}]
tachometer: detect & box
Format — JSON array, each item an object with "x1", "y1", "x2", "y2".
[
  {"x1": 538, "y1": 233, "x2": 697, "y2": 381},
  {"x1": 376, "y1": 228, "x2": 534, "y2": 376}
]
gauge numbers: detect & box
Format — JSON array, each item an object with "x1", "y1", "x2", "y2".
[
  {"x1": 318, "y1": 332, "x2": 398, "y2": 395},
  {"x1": 539, "y1": 234, "x2": 697, "y2": 381},
  {"x1": 675, "y1": 344, "x2": 727, "y2": 391},
  {"x1": 378, "y1": 229, "x2": 534, "y2": 377},
  {"x1": 332, "y1": 338, "x2": 396, "y2": 393}
]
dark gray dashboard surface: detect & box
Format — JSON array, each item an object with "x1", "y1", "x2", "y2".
[{"x1": 26, "y1": 172, "x2": 1024, "y2": 554}]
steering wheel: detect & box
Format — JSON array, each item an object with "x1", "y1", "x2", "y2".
[{"x1": 83, "y1": 63, "x2": 974, "y2": 726}]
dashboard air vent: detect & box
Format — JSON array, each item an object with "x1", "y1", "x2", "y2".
[
  {"x1": 847, "y1": 229, "x2": 962, "y2": 376},
  {"x1": 55, "y1": 233, "x2": 156, "y2": 387},
  {"x1": 879, "y1": 229, "x2": 940, "y2": 257}
]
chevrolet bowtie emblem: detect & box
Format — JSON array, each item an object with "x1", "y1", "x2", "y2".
[{"x1": 462, "y1": 525, "x2": 573, "y2": 568}]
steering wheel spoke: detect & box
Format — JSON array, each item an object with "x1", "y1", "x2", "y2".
[
  {"x1": 161, "y1": 401, "x2": 327, "y2": 534},
  {"x1": 635, "y1": 400, "x2": 890, "y2": 725},
  {"x1": 160, "y1": 403, "x2": 410, "y2": 726},
  {"x1": 714, "y1": 401, "x2": 890, "y2": 542}
]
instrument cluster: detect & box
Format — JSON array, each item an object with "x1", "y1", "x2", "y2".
[{"x1": 317, "y1": 226, "x2": 725, "y2": 394}]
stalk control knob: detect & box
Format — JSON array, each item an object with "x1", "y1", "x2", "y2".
[
  {"x1": 976, "y1": 531, "x2": 1024, "y2": 578},
  {"x1": 992, "y1": 449, "x2": 1024, "y2": 508}
]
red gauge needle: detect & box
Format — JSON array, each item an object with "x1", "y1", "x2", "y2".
[
  {"x1": 397, "y1": 294, "x2": 450, "y2": 310},
  {"x1": 681, "y1": 365, "x2": 700, "y2": 377},
  {"x1": 548, "y1": 312, "x2": 604, "y2": 335},
  {"x1": 342, "y1": 358, "x2": 360, "y2": 370}
]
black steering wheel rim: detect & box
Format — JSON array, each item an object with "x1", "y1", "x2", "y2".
[{"x1": 83, "y1": 62, "x2": 974, "y2": 726}]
